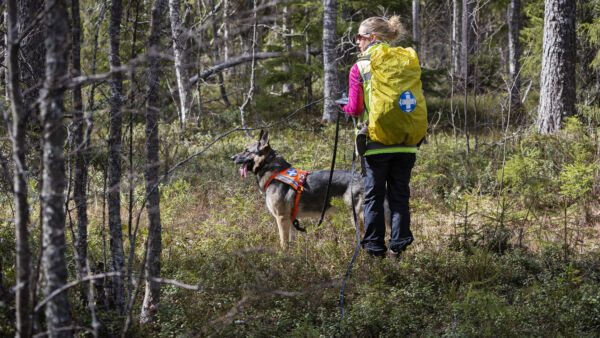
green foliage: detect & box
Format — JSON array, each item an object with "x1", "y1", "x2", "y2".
[{"x1": 413, "y1": 136, "x2": 498, "y2": 199}]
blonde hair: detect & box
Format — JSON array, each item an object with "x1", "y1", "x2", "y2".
[{"x1": 359, "y1": 15, "x2": 405, "y2": 42}]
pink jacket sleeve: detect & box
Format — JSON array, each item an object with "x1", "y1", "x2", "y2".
[{"x1": 343, "y1": 64, "x2": 364, "y2": 117}]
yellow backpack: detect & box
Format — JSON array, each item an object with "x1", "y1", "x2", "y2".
[{"x1": 360, "y1": 44, "x2": 428, "y2": 146}]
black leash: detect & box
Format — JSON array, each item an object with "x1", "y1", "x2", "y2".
[
  {"x1": 340, "y1": 117, "x2": 361, "y2": 317},
  {"x1": 314, "y1": 109, "x2": 341, "y2": 230}
]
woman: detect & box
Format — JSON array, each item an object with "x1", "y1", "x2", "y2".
[{"x1": 342, "y1": 16, "x2": 417, "y2": 258}]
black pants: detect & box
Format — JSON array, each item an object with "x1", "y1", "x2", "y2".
[{"x1": 361, "y1": 152, "x2": 416, "y2": 253}]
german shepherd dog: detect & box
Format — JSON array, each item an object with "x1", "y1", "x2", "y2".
[{"x1": 232, "y1": 130, "x2": 388, "y2": 250}]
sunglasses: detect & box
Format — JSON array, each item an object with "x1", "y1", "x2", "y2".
[{"x1": 356, "y1": 33, "x2": 371, "y2": 41}]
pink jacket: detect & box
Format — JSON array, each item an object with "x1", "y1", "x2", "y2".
[{"x1": 343, "y1": 63, "x2": 364, "y2": 117}]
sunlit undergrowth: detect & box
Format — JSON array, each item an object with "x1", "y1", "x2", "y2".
[
  {"x1": 118, "y1": 115, "x2": 600, "y2": 336},
  {"x1": 2, "y1": 113, "x2": 600, "y2": 336}
]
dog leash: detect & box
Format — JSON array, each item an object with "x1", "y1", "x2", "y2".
[{"x1": 339, "y1": 116, "x2": 362, "y2": 318}]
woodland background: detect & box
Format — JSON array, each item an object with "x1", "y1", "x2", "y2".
[{"x1": 1, "y1": 0, "x2": 600, "y2": 336}]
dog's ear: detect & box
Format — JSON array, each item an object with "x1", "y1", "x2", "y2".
[{"x1": 259, "y1": 129, "x2": 270, "y2": 149}]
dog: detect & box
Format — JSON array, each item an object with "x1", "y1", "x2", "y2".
[{"x1": 232, "y1": 130, "x2": 389, "y2": 250}]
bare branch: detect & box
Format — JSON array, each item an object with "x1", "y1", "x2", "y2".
[{"x1": 190, "y1": 50, "x2": 321, "y2": 84}]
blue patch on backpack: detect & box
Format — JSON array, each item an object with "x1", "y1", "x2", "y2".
[{"x1": 398, "y1": 91, "x2": 417, "y2": 113}]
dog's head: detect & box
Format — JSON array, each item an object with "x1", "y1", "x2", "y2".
[{"x1": 231, "y1": 130, "x2": 273, "y2": 178}]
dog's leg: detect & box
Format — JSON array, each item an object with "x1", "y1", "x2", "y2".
[{"x1": 275, "y1": 215, "x2": 292, "y2": 250}]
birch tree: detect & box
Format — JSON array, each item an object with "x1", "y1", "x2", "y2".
[
  {"x1": 7, "y1": 0, "x2": 31, "y2": 335},
  {"x1": 40, "y1": 0, "x2": 73, "y2": 335},
  {"x1": 322, "y1": 0, "x2": 340, "y2": 122},
  {"x1": 140, "y1": 0, "x2": 166, "y2": 324},
  {"x1": 537, "y1": 0, "x2": 576, "y2": 134},
  {"x1": 108, "y1": 0, "x2": 126, "y2": 312},
  {"x1": 452, "y1": 0, "x2": 461, "y2": 78},
  {"x1": 507, "y1": 0, "x2": 521, "y2": 110},
  {"x1": 282, "y1": 5, "x2": 293, "y2": 93},
  {"x1": 169, "y1": 0, "x2": 192, "y2": 123},
  {"x1": 412, "y1": 0, "x2": 420, "y2": 57},
  {"x1": 305, "y1": 6, "x2": 313, "y2": 107}
]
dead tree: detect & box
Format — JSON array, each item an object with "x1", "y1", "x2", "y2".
[
  {"x1": 39, "y1": 0, "x2": 73, "y2": 335},
  {"x1": 537, "y1": 0, "x2": 576, "y2": 134},
  {"x1": 140, "y1": 0, "x2": 166, "y2": 324},
  {"x1": 108, "y1": 0, "x2": 127, "y2": 313},
  {"x1": 322, "y1": 0, "x2": 340, "y2": 122},
  {"x1": 7, "y1": 0, "x2": 31, "y2": 335}
]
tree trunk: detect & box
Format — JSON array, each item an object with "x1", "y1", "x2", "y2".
[
  {"x1": 412, "y1": 1, "x2": 420, "y2": 58},
  {"x1": 282, "y1": 6, "x2": 293, "y2": 93},
  {"x1": 537, "y1": 0, "x2": 576, "y2": 134},
  {"x1": 211, "y1": 0, "x2": 230, "y2": 107},
  {"x1": 40, "y1": 0, "x2": 73, "y2": 335},
  {"x1": 71, "y1": 0, "x2": 89, "y2": 286},
  {"x1": 305, "y1": 6, "x2": 313, "y2": 109},
  {"x1": 322, "y1": 0, "x2": 340, "y2": 123},
  {"x1": 452, "y1": 0, "x2": 460, "y2": 78},
  {"x1": 507, "y1": 0, "x2": 521, "y2": 110},
  {"x1": 461, "y1": 0, "x2": 475, "y2": 81},
  {"x1": 222, "y1": 0, "x2": 229, "y2": 63},
  {"x1": 7, "y1": 0, "x2": 31, "y2": 335},
  {"x1": 140, "y1": 0, "x2": 166, "y2": 324},
  {"x1": 18, "y1": 0, "x2": 45, "y2": 116},
  {"x1": 108, "y1": 0, "x2": 126, "y2": 313},
  {"x1": 169, "y1": 0, "x2": 191, "y2": 124}
]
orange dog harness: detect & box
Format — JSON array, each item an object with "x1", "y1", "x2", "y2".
[{"x1": 264, "y1": 168, "x2": 309, "y2": 225}]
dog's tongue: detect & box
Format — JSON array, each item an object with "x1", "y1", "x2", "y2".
[{"x1": 240, "y1": 163, "x2": 248, "y2": 178}]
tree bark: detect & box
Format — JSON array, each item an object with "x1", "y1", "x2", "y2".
[
  {"x1": 305, "y1": 6, "x2": 313, "y2": 109},
  {"x1": 108, "y1": 0, "x2": 126, "y2": 313},
  {"x1": 322, "y1": 0, "x2": 340, "y2": 123},
  {"x1": 412, "y1": 1, "x2": 420, "y2": 57},
  {"x1": 18, "y1": 0, "x2": 45, "y2": 116},
  {"x1": 40, "y1": 0, "x2": 73, "y2": 335},
  {"x1": 537, "y1": 0, "x2": 576, "y2": 134},
  {"x1": 71, "y1": 0, "x2": 89, "y2": 288},
  {"x1": 282, "y1": 5, "x2": 293, "y2": 93},
  {"x1": 461, "y1": 0, "x2": 475, "y2": 81},
  {"x1": 211, "y1": 0, "x2": 230, "y2": 107},
  {"x1": 140, "y1": 0, "x2": 166, "y2": 324},
  {"x1": 507, "y1": 0, "x2": 521, "y2": 110},
  {"x1": 452, "y1": 0, "x2": 461, "y2": 79},
  {"x1": 190, "y1": 50, "x2": 321, "y2": 83},
  {"x1": 7, "y1": 0, "x2": 31, "y2": 335},
  {"x1": 169, "y1": 0, "x2": 191, "y2": 124}
]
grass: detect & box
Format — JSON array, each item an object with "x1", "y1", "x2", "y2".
[{"x1": 1, "y1": 109, "x2": 600, "y2": 336}]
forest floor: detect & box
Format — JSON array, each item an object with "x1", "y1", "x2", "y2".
[
  {"x1": 118, "y1": 121, "x2": 600, "y2": 336},
  {"x1": 2, "y1": 117, "x2": 600, "y2": 336}
]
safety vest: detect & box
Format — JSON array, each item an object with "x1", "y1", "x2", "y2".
[{"x1": 355, "y1": 42, "x2": 428, "y2": 155}]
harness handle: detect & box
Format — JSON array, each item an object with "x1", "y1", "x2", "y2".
[{"x1": 292, "y1": 219, "x2": 306, "y2": 232}]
